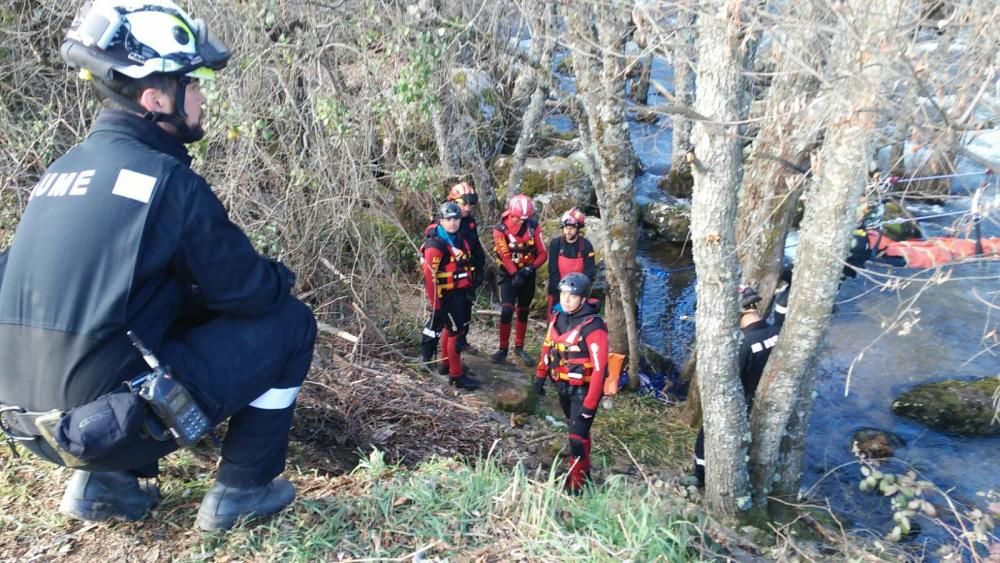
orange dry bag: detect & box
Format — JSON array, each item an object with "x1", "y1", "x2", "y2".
[{"x1": 605, "y1": 353, "x2": 626, "y2": 396}]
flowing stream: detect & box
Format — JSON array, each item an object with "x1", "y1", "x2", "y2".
[{"x1": 544, "y1": 47, "x2": 998, "y2": 554}]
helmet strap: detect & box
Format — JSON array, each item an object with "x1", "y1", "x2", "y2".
[{"x1": 92, "y1": 75, "x2": 203, "y2": 143}]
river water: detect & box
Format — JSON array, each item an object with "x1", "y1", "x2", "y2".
[{"x1": 544, "y1": 48, "x2": 999, "y2": 554}]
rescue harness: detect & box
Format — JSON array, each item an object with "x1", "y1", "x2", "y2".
[
  {"x1": 421, "y1": 235, "x2": 475, "y2": 298},
  {"x1": 543, "y1": 314, "x2": 599, "y2": 385},
  {"x1": 495, "y1": 219, "x2": 539, "y2": 270}
]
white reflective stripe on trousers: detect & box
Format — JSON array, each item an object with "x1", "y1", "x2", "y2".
[{"x1": 249, "y1": 386, "x2": 301, "y2": 410}]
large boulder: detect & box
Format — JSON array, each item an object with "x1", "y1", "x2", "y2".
[
  {"x1": 493, "y1": 151, "x2": 594, "y2": 209},
  {"x1": 529, "y1": 124, "x2": 581, "y2": 159},
  {"x1": 641, "y1": 198, "x2": 691, "y2": 242},
  {"x1": 891, "y1": 377, "x2": 1000, "y2": 436}
]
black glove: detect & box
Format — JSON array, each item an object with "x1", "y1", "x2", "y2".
[
  {"x1": 533, "y1": 378, "x2": 546, "y2": 396},
  {"x1": 580, "y1": 406, "x2": 596, "y2": 419},
  {"x1": 511, "y1": 271, "x2": 525, "y2": 288},
  {"x1": 522, "y1": 265, "x2": 536, "y2": 276}
]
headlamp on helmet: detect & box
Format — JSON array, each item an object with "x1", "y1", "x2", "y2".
[
  {"x1": 439, "y1": 202, "x2": 462, "y2": 220},
  {"x1": 447, "y1": 182, "x2": 477, "y2": 205},
  {"x1": 62, "y1": 0, "x2": 231, "y2": 82}
]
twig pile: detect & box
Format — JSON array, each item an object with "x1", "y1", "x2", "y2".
[{"x1": 294, "y1": 339, "x2": 503, "y2": 468}]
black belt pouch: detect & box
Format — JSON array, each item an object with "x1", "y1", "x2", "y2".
[{"x1": 52, "y1": 391, "x2": 145, "y2": 462}]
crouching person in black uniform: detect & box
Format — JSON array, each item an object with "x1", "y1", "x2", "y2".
[
  {"x1": 0, "y1": 1, "x2": 316, "y2": 531},
  {"x1": 533, "y1": 273, "x2": 607, "y2": 493},
  {"x1": 690, "y1": 286, "x2": 780, "y2": 487}
]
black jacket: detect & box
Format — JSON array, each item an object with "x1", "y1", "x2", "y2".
[
  {"x1": 0, "y1": 110, "x2": 293, "y2": 411},
  {"x1": 460, "y1": 214, "x2": 486, "y2": 287},
  {"x1": 737, "y1": 319, "x2": 780, "y2": 409}
]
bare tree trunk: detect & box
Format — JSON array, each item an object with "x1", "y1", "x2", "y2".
[
  {"x1": 689, "y1": 0, "x2": 752, "y2": 517},
  {"x1": 669, "y1": 1, "x2": 697, "y2": 182},
  {"x1": 630, "y1": 54, "x2": 652, "y2": 104},
  {"x1": 507, "y1": 1, "x2": 556, "y2": 195},
  {"x1": 566, "y1": 0, "x2": 642, "y2": 383},
  {"x1": 736, "y1": 1, "x2": 828, "y2": 307},
  {"x1": 749, "y1": 0, "x2": 904, "y2": 510}
]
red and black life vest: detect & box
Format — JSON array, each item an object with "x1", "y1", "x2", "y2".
[
  {"x1": 495, "y1": 218, "x2": 539, "y2": 269},
  {"x1": 543, "y1": 311, "x2": 600, "y2": 386},
  {"x1": 557, "y1": 237, "x2": 586, "y2": 277},
  {"x1": 421, "y1": 232, "x2": 474, "y2": 297}
]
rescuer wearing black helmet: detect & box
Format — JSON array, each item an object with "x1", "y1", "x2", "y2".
[
  {"x1": 689, "y1": 285, "x2": 780, "y2": 488},
  {"x1": 419, "y1": 202, "x2": 480, "y2": 390},
  {"x1": 533, "y1": 272, "x2": 608, "y2": 492}
]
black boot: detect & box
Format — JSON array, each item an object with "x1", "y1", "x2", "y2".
[
  {"x1": 450, "y1": 374, "x2": 481, "y2": 390},
  {"x1": 59, "y1": 470, "x2": 159, "y2": 522},
  {"x1": 461, "y1": 338, "x2": 480, "y2": 356},
  {"x1": 195, "y1": 477, "x2": 296, "y2": 531},
  {"x1": 514, "y1": 347, "x2": 535, "y2": 366},
  {"x1": 490, "y1": 348, "x2": 508, "y2": 364}
]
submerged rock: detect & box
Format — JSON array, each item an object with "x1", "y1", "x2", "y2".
[
  {"x1": 891, "y1": 377, "x2": 1000, "y2": 436},
  {"x1": 850, "y1": 428, "x2": 905, "y2": 460}
]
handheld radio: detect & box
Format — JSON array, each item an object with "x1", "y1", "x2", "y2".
[{"x1": 126, "y1": 331, "x2": 211, "y2": 447}]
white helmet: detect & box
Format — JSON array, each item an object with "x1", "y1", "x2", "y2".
[{"x1": 62, "y1": 0, "x2": 230, "y2": 82}]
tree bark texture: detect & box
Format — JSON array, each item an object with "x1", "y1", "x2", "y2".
[
  {"x1": 566, "y1": 0, "x2": 642, "y2": 383},
  {"x1": 630, "y1": 53, "x2": 652, "y2": 104},
  {"x1": 507, "y1": 1, "x2": 556, "y2": 195},
  {"x1": 689, "y1": 0, "x2": 752, "y2": 517},
  {"x1": 736, "y1": 0, "x2": 828, "y2": 309},
  {"x1": 749, "y1": 0, "x2": 905, "y2": 509},
  {"x1": 670, "y1": 0, "x2": 698, "y2": 176}
]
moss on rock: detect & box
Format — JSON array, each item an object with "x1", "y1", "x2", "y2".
[{"x1": 891, "y1": 377, "x2": 1000, "y2": 435}]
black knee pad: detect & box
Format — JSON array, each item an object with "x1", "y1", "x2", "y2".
[
  {"x1": 515, "y1": 306, "x2": 530, "y2": 323},
  {"x1": 500, "y1": 304, "x2": 514, "y2": 324}
]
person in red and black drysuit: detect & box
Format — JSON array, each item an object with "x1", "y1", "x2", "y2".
[
  {"x1": 490, "y1": 194, "x2": 548, "y2": 366},
  {"x1": 420, "y1": 202, "x2": 480, "y2": 390},
  {"x1": 546, "y1": 208, "x2": 597, "y2": 320},
  {"x1": 446, "y1": 182, "x2": 486, "y2": 355},
  {"x1": 534, "y1": 272, "x2": 607, "y2": 493}
]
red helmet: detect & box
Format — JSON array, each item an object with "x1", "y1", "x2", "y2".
[
  {"x1": 447, "y1": 182, "x2": 478, "y2": 205},
  {"x1": 559, "y1": 208, "x2": 586, "y2": 228},
  {"x1": 507, "y1": 194, "x2": 534, "y2": 220}
]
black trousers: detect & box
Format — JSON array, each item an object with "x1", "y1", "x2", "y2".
[
  {"x1": 556, "y1": 382, "x2": 595, "y2": 458},
  {"x1": 420, "y1": 290, "x2": 468, "y2": 361},
  {"x1": 24, "y1": 295, "x2": 317, "y2": 488},
  {"x1": 459, "y1": 284, "x2": 479, "y2": 348},
  {"x1": 498, "y1": 270, "x2": 537, "y2": 321}
]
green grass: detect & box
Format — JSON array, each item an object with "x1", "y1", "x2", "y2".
[
  {"x1": 194, "y1": 449, "x2": 702, "y2": 562},
  {"x1": 591, "y1": 395, "x2": 696, "y2": 470},
  {"x1": 1, "y1": 447, "x2": 703, "y2": 562}
]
